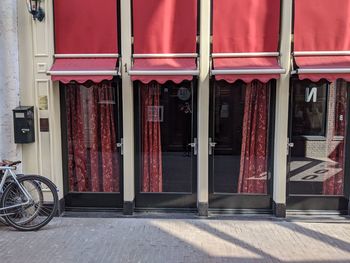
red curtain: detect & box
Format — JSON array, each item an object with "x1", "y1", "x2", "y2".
[
  {"x1": 141, "y1": 82, "x2": 163, "y2": 192},
  {"x1": 66, "y1": 82, "x2": 119, "y2": 192},
  {"x1": 323, "y1": 81, "x2": 348, "y2": 195},
  {"x1": 238, "y1": 81, "x2": 270, "y2": 194}
]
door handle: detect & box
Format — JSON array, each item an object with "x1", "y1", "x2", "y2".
[
  {"x1": 208, "y1": 137, "x2": 217, "y2": 155},
  {"x1": 188, "y1": 138, "x2": 198, "y2": 156},
  {"x1": 116, "y1": 138, "x2": 124, "y2": 155}
]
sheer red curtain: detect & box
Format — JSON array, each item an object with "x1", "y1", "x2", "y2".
[
  {"x1": 141, "y1": 82, "x2": 163, "y2": 192},
  {"x1": 238, "y1": 81, "x2": 270, "y2": 194},
  {"x1": 323, "y1": 80, "x2": 348, "y2": 195},
  {"x1": 66, "y1": 82, "x2": 119, "y2": 192}
]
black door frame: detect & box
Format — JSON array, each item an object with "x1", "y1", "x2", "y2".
[
  {"x1": 133, "y1": 80, "x2": 198, "y2": 209},
  {"x1": 60, "y1": 79, "x2": 124, "y2": 210},
  {"x1": 286, "y1": 78, "x2": 350, "y2": 212},
  {"x1": 208, "y1": 80, "x2": 276, "y2": 211}
]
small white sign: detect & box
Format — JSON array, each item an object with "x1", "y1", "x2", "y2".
[
  {"x1": 15, "y1": 112, "x2": 25, "y2": 118},
  {"x1": 147, "y1": 106, "x2": 163, "y2": 122}
]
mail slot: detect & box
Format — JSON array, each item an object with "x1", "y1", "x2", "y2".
[{"x1": 13, "y1": 106, "x2": 35, "y2": 144}]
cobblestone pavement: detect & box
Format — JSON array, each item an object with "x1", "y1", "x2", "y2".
[{"x1": 0, "y1": 214, "x2": 350, "y2": 263}]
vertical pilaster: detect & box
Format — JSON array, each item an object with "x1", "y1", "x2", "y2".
[
  {"x1": 273, "y1": 0, "x2": 293, "y2": 217},
  {"x1": 197, "y1": 0, "x2": 211, "y2": 216},
  {"x1": 17, "y1": 0, "x2": 37, "y2": 174},
  {"x1": 120, "y1": 0, "x2": 135, "y2": 215},
  {"x1": 17, "y1": 0, "x2": 64, "y2": 204}
]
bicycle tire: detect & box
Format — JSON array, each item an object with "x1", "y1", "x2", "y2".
[{"x1": 1, "y1": 175, "x2": 58, "y2": 231}]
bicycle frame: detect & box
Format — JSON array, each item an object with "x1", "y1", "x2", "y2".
[{"x1": 0, "y1": 166, "x2": 33, "y2": 216}]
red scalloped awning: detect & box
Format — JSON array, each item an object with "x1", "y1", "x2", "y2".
[
  {"x1": 54, "y1": 0, "x2": 118, "y2": 54},
  {"x1": 295, "y1": 56, "x2": 350, "y2": 82},
  {"x1": 131, "y1": 0, "x2": 198, "y2": 84},
  {"x1": 213, "y1": 57, "x2": 282, "y2": 83},
  {"x1": 212, "y1": 0, "x2": 281, "y2": 83},
  {"x1": 294, "y1": 0, "x2": 350, "y2": 81},
  {"x1": 131, "y1": 58, "x2": 196, "y2": 84},
  {"x1": 49, "y1": 58, "x2": 118, "y2": 84}
]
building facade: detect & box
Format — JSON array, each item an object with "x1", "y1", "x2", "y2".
[
  {"x1": 14, "y1": 0, "x2": 350, "y2": 217},
  {"x1": 0, "y1": 0, "x2": 21, "y2": 162}
]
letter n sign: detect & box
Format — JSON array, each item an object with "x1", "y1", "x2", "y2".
[{"x1": 305, "y1": 87, "x2": 317, "y2": 103}]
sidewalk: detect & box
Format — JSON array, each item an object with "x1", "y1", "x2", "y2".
[{"x1": 0, "y1": 214, "x2": 349, "y2": 263}]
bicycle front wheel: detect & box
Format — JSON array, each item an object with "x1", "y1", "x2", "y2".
[{"x1": 1, "y1": 175, "x2": 58, "y2": 231}]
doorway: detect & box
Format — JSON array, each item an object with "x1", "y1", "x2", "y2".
[
  {"x1": 287, "y1": 79, "x2": 350, "y2": 211},
  {"x1": 60, "y1": 80, "x2": 123, "y2": 209},
  {"x1": 134, "y1": 80, "x2": 197, "y2": 209},
  {"x1": 209, "y1": 80, "x2": 275, "y2": 210}
]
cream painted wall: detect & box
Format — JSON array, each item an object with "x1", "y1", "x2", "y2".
[
  {"x1": 0, "y1": 0, "x2": 21, "y2": 161},
  {"x1": 17, "y1": 0, "x2": 63, "y2": 199}
]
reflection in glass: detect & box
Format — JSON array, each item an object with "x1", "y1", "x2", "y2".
[
  {"x1": 65, "y1": 81, "x2": 120, "y2": 193},
  {"x1": 292, "y1": 81, "x2": 327, "y2": 136},
  {"x1": 212, "y1": 80, "x2": 272, "y2": 194},
  {"x1": 289, "y1": 80, "x2": 348, "y2": 196},
  {"x1": 139, "y1": 81, "x2": 193, "y2": 193}
]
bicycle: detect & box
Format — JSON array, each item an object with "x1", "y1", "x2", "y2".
[{"x1": 0, "y1": 160, "x2": 59, "y2": 231}]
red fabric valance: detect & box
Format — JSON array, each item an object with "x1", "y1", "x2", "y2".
[
  {"x1": 49, "y1": 58, "x2": 118, "y2": 84},
  {"x1": 212, "y1": 0, "x2": 281, "y2": 83},
  {"x1": 131, "y1": 58, "x2": 196, "y2": 84},
  {"x1": 54, "y1": 0, "x2": 118, "y2": 54},
  {"x1": 294, "y1": 0, "x2": 350, "y2": 81},
  {"x1": 131, "y1": 0, "x2": 198, "y2": 84},
  {"x1": 213, "y1": 58, "x2": 281, "y2": 84},
  {"x1": 295, "y1": 56, "x2": 350, "y2": 82}
]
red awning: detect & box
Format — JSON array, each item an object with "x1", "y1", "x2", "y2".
[
  {"x1": 54, "y1": 0, "x2": 118, "y2": 54},
  {"x1": 295, "y1": 56, "x2": 350, "y2": 82},
  {"x1": 212, "y1": 0, "x2": 282, "y2": 83},
  {"x1": 131, "y1": 0, "x2": 198, "y2": 84},
  {"x1": 213, "y1": 58, "x2": 282, "y2": 84},
  {"x1": 49, "y1": 58, "x2": 118, "y2": 84},
  {"x1": 131, "y1": 58, "x2": 197, "y2": 84},
  {"x1": 294, "y1": 0, "x2": 350, "y2": 81},
  {"x1": 52, "y1": 0, "x2": 118, "y2": 83}
]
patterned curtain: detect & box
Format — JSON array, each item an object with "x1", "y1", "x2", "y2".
[
  {"x1": 238, "y1": 80, "x2": 270, "y2": 194},
  {"x1": 323, "y1": 80, "x2": 348, "y2": 195},
  {"x1": 66, "y1": 82, "x2": 119, "y2": 192},
  {"x1": 141, "y1": 82, "x2": 163, "y2": 192}
]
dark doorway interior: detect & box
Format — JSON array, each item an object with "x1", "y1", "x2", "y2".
[{"x1": 134, "y1": 80, "x2": 197, "y2": 209}]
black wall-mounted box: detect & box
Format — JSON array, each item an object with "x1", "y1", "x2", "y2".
[{"x1": 13, "y1": 106, "x2": 35, "y2": 144}]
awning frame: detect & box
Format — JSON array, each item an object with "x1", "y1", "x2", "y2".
[
  {"x1": 129, "y1": 53, "x2": 200, "y2": 76},
  {"x1": 212, "y1": 52, "x2": 280, "y2": 58},
  {"x1": 292, "y1": 68, "x2": 350, "y2": 75},
  {"x1": 212, "y1": 68, "x2": 286, "y2": 75},
  {"x1": 133, "y1": 53, "x2": 197, "y2": 58},
  {"x1": 292, "y1": 51, "x2": 350, "y2": 75},
  {"x1": 54, "y1": 54, "x2": 119, "y2": 58},
  {"x1": 47, "y1": 70, "x2": 119, "y2": 76},
  {"x1": 47, "y1": 56, "x2": 121, "y2": 77},
  {"x1": 293, "y1": 51, "x2": 350, "y2": 57},
  {"x1": 210, "y1": 52, "x2": 285, "y2": 76}
]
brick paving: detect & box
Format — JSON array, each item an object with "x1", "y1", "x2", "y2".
[{"x1": 0, "y1": 215, "x2": 350, "y2": 263}]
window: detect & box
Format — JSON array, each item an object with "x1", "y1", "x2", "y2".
[
  {"x1": 292, "y1": 80, "x2": 328, "y2": 137},
  {"x1": 289, "y1": 80, "x2": 349, "y2": 196}
]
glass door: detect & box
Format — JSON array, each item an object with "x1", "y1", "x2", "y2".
[
  {"x1": 287, "y1": 79, "x2": 350, "y2": 211},
  {"x1": 61, "y1": 80, "x2": 123, "y2": 209},
  {"x1": 135, "y1": 80, "x2": 197, "y2": 209},
  {"x1": 209, "y1": 80, "x2": 274, "y2": 210}
]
